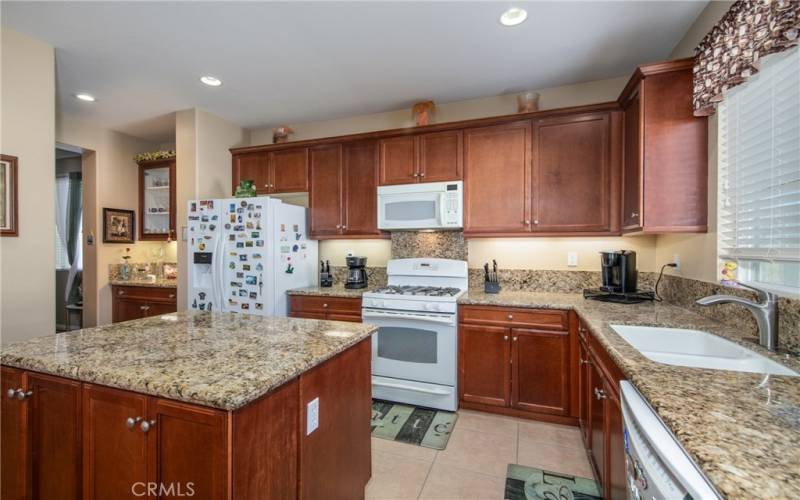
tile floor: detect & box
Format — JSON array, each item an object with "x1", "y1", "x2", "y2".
[{"x1": 366, "y1": 409, "x2": 594, "y2": 500}]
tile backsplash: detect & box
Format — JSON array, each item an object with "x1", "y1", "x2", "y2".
[
  {"x1": 109, "y1": 262, "x2": 177, "y2": 281},
  {"x1": 390, "y1": 231, "x2": 467, "y2": 261}
]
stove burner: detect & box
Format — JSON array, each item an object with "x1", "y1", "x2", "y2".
[{"x1": 370, "y1": 285, "x2": 462, "y2": 297}]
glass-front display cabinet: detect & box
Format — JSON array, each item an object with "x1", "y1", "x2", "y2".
[{"x1": 138, "y1": 158, "x2": 176, "y2": 240}]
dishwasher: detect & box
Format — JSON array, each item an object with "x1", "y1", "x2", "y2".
[{"x1": 620, "y1": 381, "x2": 721, "y2": 500}]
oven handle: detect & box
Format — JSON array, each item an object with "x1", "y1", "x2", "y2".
[
  {"x1": 362, "y1": 310, "x2": 454, "y2": 325},
  {"x1": 373, "y1": 380, "x2": 451, "y2": 396}
]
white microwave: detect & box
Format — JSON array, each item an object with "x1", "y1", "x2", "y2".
[{"x1": 378, "y1": 181, "x2": 463, "y2": 230}]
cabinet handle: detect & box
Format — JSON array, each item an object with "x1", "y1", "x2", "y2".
[
  {"x1": 118, "y1": 290, "x2": 125, "y2": 296},
  {"x1": 594, "y1": 388, "x2": 607, "y2": 400},
  {"x1": 15, "y1": 389, "x2": 32, "y2": 400},
  {"x1": 579, "y1": 358, "x2": 591, "y2": 365},
  {"x1": 631, "y1": 212, "x2": 639, "y2": 219},
  {"x1": 140, "y1": 305, "x2": 150, "y2": 311},
  {"x1": 140, "y1": 419, "x2": 156, "y2": 433},
  {"x1": 126, "y1": 416, "x2": 143, "y2": 429},
  {"x1": 168, "y1": 293, "x2": 175, "y2": 299}
]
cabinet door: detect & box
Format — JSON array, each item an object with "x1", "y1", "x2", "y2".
[
  {"x1": 464, "y1": 121, "x2": 531, "y2": 234},
  {"x1": 147, "y1": 398, "x2": 228, "y2": 500},
  {"x1": 1, "y1": 367, "x2": 28, "y2": 500},
  {"x1": 418, "y1": 130, "x2": 463, "y2": 182},
  {"x1": 604, "y1": 384, "x2": 626, "y2": 500},
  {"x1": 113, "y1": 298, "x2": 147, "y2": 323},
  {"x1": 232, "y1": 152, "x2": 270, "y2": 195},
  {"x1": 511, "y1": 328, "x2": 570, "y2": 415},
  {"x1": 532, "y1": 113, "x2": 612, "y2": 233},
  {"x1": 342, "y1": 141, "x2": 381, "y2": 235},
  {"x1": 143, "y1": 301, "x2": 177, "y2": 318},
  {"x1": 28, "y1": 372, "x2": 82, "y2": 500},
  {"x1": 622, "y1": 86, "x2": 643, "y2": 230},
  {"x1": 309, "y1": 145, "x2": 343, "y2": 237},
  {"x1": 459, "y1": 324, "x2": 510, "y2": 407},
  {"x1": 378, "y1": 136, "x2": 417, "y2": 185},
  {"x1": 270, "y1": 148, "x2": 309, "y2": 193},
  {"x1": 578, "y1": 337, "x2": 591, "y2": 449},
  {"x1": 327, "y1": 313, "x2": 362, "y2": 323},
  {"x1": 83, "y1": 385, "x2": 148, "y2": 500},
  {"x1": 589, "y1": 361, "x2": 605, "y2": 488},
  {"x1": 139, "y1": 160, "x2": 176, "y2": 241}
]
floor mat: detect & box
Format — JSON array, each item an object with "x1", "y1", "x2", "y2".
[
  {"x1": 505, "y1": 464, "x2": 602, "y2": 500},
  {"x1": 370, "y1": 399, "x2": 457, "y2": 450}
]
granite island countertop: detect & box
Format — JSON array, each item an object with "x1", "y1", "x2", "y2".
[
  {"x1": 1, "y1": 311, "x2": 376, "y2": 411},
  {"x1": 109, "y1": 278, "x2": 177, "y2": 289},
  {"x1": 460, "y1": 290, "x2": 800, "y2": 499},
  {"x1": 287, "y1": 285, "x2": 367, "y2": 298}
]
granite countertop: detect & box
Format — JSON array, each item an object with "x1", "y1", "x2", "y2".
[
  {"x1": 110, "y1": 279, "x2": 177, "y2": 289},
  {"x1": 460, "y1": 290, "x2": 800, "y2": 499},
  {"x1": 287, "y1": 285, "x2": 367, "y2": 298},
  {"x1": 1, "y1": 311, "x2": 376, "y2": 411}
]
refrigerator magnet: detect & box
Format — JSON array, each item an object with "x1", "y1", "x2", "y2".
[
  {"x1": 251, "y1": 232, "x2": 259, "y2": 238},
  {"x1": 256, "y1": 263, "x2": 263, "y2": 271},
  {"x1": 241, "y1": 303, "x2": 249, "y2": 310},
  {"x1": 229, "y1": 203, "x2": 235, "y2": 212},
  {"x1": 236, "y1": 272, "x2": 244, "y2": 278},
  {"x1": 255, "y1": 303, "x2": 263, "y2": 310},
  {"x1": 292, "y1": 244, "x2": 299, "y2": 252},
  {"x1": 280, "y1": 224, "x2": 285, "y2": 232},
  {"x1": 245, "y1": 241, "x2": 253, "y2": 247},
  {"x1": 208, "y1": 201, "x2": 214, "y2": 209},
  {"x1": 236, "y1": 242, "x2": 244, "y2": 248},
  {"x1": 240, "y1": 201, "x2": 247, "y2": 207},
  {"x1": 281, "y1": 246, "x2": 290, "y2": 253},
  {"x1": 247, "y1": 204, "x2": 254, "y2": 210},
  {"x1": 249, "y1": 292, "x2": 257, "y2": 299},
  {"x1": 228, "y1": 262, "x2": 236, "y2": 269},
  {"x1": 285, "y1": 263, "x2": 294, "y2": 274},
  {"x1": 239, "y1": 255, "x2": 248, "y2": 261},
  {"x1": 252, "y1": 253, "x2": 262, "y2": 259},
  {"x1": 191, "y1": 202, "x2": 197, "y2": 212},
  {"x1": 245, "y1": 276, "x2": 257, "y2": 285},
  {"x1": 246, "y1": 222, "x2": 254, "y2": 229},
  {"x1": 239, "y1": 289, "x2": 247, "y2": 297},
  {"x1": 256, "y1": 240, "x2": 264, "y2": 247},
  {"x1": 295, "y1": 233, "x2": 302, "y2": 240},
  {"x1": 293, "y1": 224, "x2": 299, "y2": 232},
  {"x1": 242, "y1": 264, "x2": 251, "y2": 271}
]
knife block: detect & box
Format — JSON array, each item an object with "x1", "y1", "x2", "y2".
[
  {"x1": 484, "y1": 281, "x2": 501, "y2": 294},
  {"x1": 320, "y1": 272, "x2": 333, "y2": 287}
]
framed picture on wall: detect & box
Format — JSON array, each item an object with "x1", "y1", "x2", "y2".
[
  {"x1": 0, "y1": 154, "x2": 19, "y2": 236},
  {"x1": 103, "y1": 208, "x2": 135, "y2": 243}
]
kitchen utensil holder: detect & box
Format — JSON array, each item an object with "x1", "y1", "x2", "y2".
[
  {"x1": 320, "y1": 273, "x2": 333, "y2": 287},
  {"x1": 484, "y1": 281, "x2": 501, "y2": 294}
]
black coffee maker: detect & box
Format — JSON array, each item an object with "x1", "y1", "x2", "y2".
[
  {"x1": 584, "y1": 250, "x2": 654, "y2": 303},
  {"x1": 600, "y1": 250, "x2": 638, "y2": 293},
  {"x1": 345, "y1": 256, "x2": 368, "y2": 289}
]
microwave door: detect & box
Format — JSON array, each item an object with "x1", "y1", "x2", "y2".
[{"x1": 380, "y1": 192, "x2": 440, "y2": 230}]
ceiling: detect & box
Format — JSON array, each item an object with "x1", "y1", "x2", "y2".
[{"x1": 2, "y1": 1, "x2": 707, "y2": 142}]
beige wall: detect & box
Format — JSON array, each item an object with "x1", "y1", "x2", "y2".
[
  {"x1": 0, "y1": 29, "x2": 56, "y2": 342},
  {"x1": 57, "y1": 115, "x2": 178, "y2": 326},
  {"x1": 175, "y1": 108, "x2": 247, "y2": 310},
  {"x1": 655, "y1": 1, "x2": 734, "y2": 284}
]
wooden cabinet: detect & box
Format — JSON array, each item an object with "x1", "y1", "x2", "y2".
[
  {"x1": 577, "y1": 327, "x2": 592, "y2": 449},
  {"x1": 459, "y1": 324, "x2": 510, "y2": 407},
  {"x1": 289, "y1": 295, "x2": 362, "y2": 322},
  {"x1": 232, "y1": 149, "x2": 308, "y2": 195},
  {"x1": 532, "y1": 112, "x2": 620, "y2": 234},
  {"x1": 605, "y1": 381, "x2": 627, "y2": 500},
  {"x1": 588, "y1": 360, "x2": 606, "y2": 484},
  {"x1": 138, "y1": 158, "x2": 176, "y2": 241},
  {"x1": 379, "y1": 130, "x2": 463, "y2": 185},
  {"x1": 1, "y1": 367, "x2": 28, "y2": 500},
  {"x1": 459, "y1": 306, "x2": 574, "y2": 422},
  {"x1": 619, "y1": 58, "x2": 708, "y2": 233},
  {"x1": 308, "y1": 142, "x2": 383, "y2": 239},
  {"x1": 28, "y1": 372, "x2": 82, "y2": 500},
  {"x1": 111, "y1": 285, "x2": 177, "y2": 323},
  {"x1": 464, "y1": 121, "x2": 531, "y2": 234}
]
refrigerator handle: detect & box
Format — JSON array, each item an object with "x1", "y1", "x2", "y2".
[{"x1": 213, "y1": 231, "x2": 225, "y2": 312}]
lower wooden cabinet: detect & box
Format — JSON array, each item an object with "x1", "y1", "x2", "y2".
[
  {"x1": 112, "y1": 285, "x2": 177, "y2": 323},
  {"x1": 1, "y1": 367, "x2": 29, "y2": 500},
  {"x1": 289, "y1": 295, "x2": 362, "y2": 322},
  {"x1": 458, "y1": 306, "x2": 573, "y2": 421}
]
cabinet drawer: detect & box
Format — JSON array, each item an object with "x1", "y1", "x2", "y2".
[
  {"x1": 113, "y1": 285, "x2": 177, "y2": 302},
  {"x1": 290, "y1": 295, "x2": 362, "y2": 315},
  {"x1": 459, "y1": 306, "x2": 567, "y2": 330}
]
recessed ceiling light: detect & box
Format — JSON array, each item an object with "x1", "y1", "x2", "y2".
[
  {"x1": 74, "y1": 93, "x2": 96, "y2": 102},
  {"x1": 500, "y1": 7, "x2": 527, "y2": 27},
  {"x1": 200, "y1": 76, "x2": 222, "y2": 87}
]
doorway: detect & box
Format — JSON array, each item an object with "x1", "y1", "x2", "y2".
[{"x1": 55, "y1": 146, "x2": 83, "y2": 331}]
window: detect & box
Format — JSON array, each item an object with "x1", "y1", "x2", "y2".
[
  {"x1": 718, "y1": 47, "x2": 800, "y2": 295},
  {"x1": 55, "y1": 175, "x2": 70, "y2": 270}
]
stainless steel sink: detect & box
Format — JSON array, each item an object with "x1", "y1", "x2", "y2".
[{"x1": 610, "y1": 325, "x2": 798, "y2": 377}]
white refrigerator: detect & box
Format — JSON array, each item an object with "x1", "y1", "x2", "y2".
[{"x1": 187, "y1": 197, "x2": 318, "y2": 316}]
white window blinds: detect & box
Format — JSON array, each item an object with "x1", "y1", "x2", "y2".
[{"x1": 718, "y1": 47, "x2": 800, "y2": 291}]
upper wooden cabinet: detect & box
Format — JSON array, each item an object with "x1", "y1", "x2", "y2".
[
  {"x1": 378, "y1": 130, "x2": 463, "y2": 185},
  {"x1": 464, "y1": 121, "x2": 531, "y2": 234},
  {"x1": 308, "y1": 142, "x2": 383, "y2": 239},
  {"x1": 138, "y1": 158, "x2": 176, "y2": 241},
  {"x1": 532, "y1": 112, "x2": 621, "y2": 234},
  {"x1": 232, "y1": 148, "x2": 308, "y2": 195},
  {"x1": 619, "y1": 58, "x2": 708, "y2": 233}
]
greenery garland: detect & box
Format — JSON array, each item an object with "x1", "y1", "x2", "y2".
[{"x1": 134, "y1": 150, "x2": 176, "y2": 163}]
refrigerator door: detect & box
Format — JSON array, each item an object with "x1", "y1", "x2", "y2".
[
  {"x1": 271, "y1": 201, "x2": 318, "y2": 316},
  {"x1": 187, "y1": 198, "x2": 222, "y2": 312},
  {"x1": 220, "y1": 197, "x2": 273, "y2": 316}
]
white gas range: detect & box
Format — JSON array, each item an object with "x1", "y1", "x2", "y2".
[{"x1": 362, "y1": 258, "x2": 467, "y2": 411}]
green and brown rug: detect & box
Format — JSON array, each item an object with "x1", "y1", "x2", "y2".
[
  {"x1": 370, "y1": 399, "x2": 457, "y2": 450},
  {"x1": 505, "y1": 464, "x2": 602, "y2": 500}
]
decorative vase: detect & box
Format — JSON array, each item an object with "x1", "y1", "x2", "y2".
[
  {"x1": 234, "y1": 180, "x2": 257, "y2": 198},
  {"x1": 273, "y1": 126, "x2": 294, "y2": 144},
  {"x1": 517, "y1": 91, "x2": 540, "y2": 113},
  {"x1": 120, "y1": 263, "x2": 130, "y2": 281},
  {"x1": 412, "y1": 100, "x2": 436, "y2": 126}
]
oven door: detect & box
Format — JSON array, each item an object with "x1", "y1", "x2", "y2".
[
  {"x1": 362, "y1": 308, "x2": 456, "y2": 386},
  {"x1": 378, "y1": 191, "x2": 446, "y2": 230}
]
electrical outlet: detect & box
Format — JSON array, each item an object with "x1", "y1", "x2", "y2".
[
  {"x1": 567, "y1": 252, "x2": 578, "y2": 267},
  {"x1": 672, "y1": 254, "x2": 681, "y2": 270},
  {"x1": 306, "y1": 397, "x2": 319, "y2": 435}
]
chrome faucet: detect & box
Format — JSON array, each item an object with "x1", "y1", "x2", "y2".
[{"x1": 696, "y1": 282, "x2": 779, "y2": 351}]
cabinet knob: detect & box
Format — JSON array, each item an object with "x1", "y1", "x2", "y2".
[
  {"x1": 118, "y1": 290, "x2": 125, "y2": 296},
  {"x1": 503, "y1": 335, "x2": 509, "y2": 340},
  {"x1": 419, "y1": 172, "x2": 425, "y2": 177},
  {"x1": 523, "y1": 220, "x2": 531, "y2": 225},
  {"x1": 579, "y1": 358, "x2": 590, "y2": 365},
  {"x1": 126, "y1": 416, "x2": 143, "y2": 429},
  {"x1": 507, "y1": 314, "x2": 513, "y2": 320},
  {"x1": 140, "y1": 305, "x2": 150, "y2": 311},
  {"x1": 412, "y1": 173, "x2": 419, "y2": 178},
  {"x1": 15, "y1": 389, "x2": 32, "y2": 400},
  {"x1": 594, "y1": 388, "x2": 607, "y2": 400},
  {"x1": 342, "y1": 225, "x2": 347, "y2": 230},
  {"x1": 322, "y1": 303, "x2": 329, "y2": 308},
  {"x1": 6, "y1": 388, "x2": 17, "y2": 399},
  {"x1": 335, "y1": 224, "x2": 341, "y2": 229},
  {"x1": 631, "y1": 212, "x2": 639, "y2": 218},
  {"x1": 140, "y1": 419, "x2": 156, "y2": 433},
  {"x1": 533, "y1": 220, "x2": 539, "y2": 225},
  {"x1": 264, "y1": 184, "x2": 269, "y2": 188},
  {"x1": 169, "y1": 293, "x2": 176, "y2": 299},
  {"x1": 513, "y1": 336, "x2": 518, "y2": 342}
]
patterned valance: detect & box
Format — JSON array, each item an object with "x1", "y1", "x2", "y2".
[{"x1": 693, "y1": 0, "x2": 799, "y2": 116}]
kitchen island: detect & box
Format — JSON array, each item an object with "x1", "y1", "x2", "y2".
[{"x1": 1, "y1": 311, "x2": 376, "y2": 500}]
